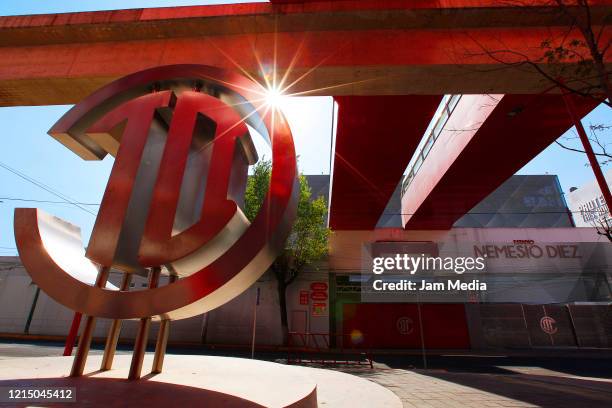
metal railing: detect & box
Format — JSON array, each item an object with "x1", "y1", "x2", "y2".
[
  {"x1": 287, "y1": 331, "x2": 374, "y2": 368},
  {"x1": 401, "y1": 95, "x2": 462, "y2": 196}
]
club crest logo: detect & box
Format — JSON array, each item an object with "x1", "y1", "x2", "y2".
[
  {"x1": 14, "y1": 65, "x2": 299, "y2": 321},
  {"x1": 396, "y1": 317, "x2": 415, "y2": 335},
  {"x1": 539, "y1": 316, "x2": 558, "y2": 335}
]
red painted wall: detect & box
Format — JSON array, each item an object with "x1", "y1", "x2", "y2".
[{"x1": 342, "y1": 303, "x2": 470, "y2": 349}]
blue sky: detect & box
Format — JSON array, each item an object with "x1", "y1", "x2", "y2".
[
  {"x1": 0, "y1": 1, "x2": 265, "y2": 16},
  {"x1": 0, "y1": 1, "x2": 610, "y2": 256}
]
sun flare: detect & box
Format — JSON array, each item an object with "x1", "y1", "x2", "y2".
[{"x1": 265, "y1": 86, "x2": 286, "y2": 109}]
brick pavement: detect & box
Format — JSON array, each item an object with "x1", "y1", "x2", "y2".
[
  {"x1": 2, "y1": 341, "x2": 611, "y2": 407},
  {"x1": 337, "y1": 364, "x2": 612, "y2": 408}
]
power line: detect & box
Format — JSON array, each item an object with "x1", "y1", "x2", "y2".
[
  {"x1": 0, "y1": 197, "x2": 99, "y2": 206},
  {"x1": 0, "y1": 195, "x2": 600, "y2": 216},
  {"x1": 334, "y1": 210, "x2": 605, "y2": 215},
  {"x1": 0, "y1": 161, "x2": 97, "y2": 216}
]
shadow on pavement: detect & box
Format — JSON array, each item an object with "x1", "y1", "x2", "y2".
[
  {"x1": 417, "y1": 369, "x2": 612, "y2": 407},
  {"x1": 0, "y1": 377, "x2": 264, "y2": 408},
  {"x1": 371, "y1": 354, "x2": 612, "y2": 378}
]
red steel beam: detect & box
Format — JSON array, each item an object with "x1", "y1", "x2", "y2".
[
  {"x1": 0, "y1": 2, "x2": 611, "y2": 105},
  {"x1": 270, "y1": 0, "x2": 612, "y2": 6},
  {"x1": 4, "y1": 1, "x2": 611, "y2": 32},
  {"x1": 401, "y1": 93, "x2": 600, "y2": 229},
  {"x1": 330, "y1": 95, "x2": 442, "y2": 230}
]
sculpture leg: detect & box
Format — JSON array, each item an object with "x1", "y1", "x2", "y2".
[
  {"x1": 152, "y1": 274, "x2": 177, "y2": 374},
  {"x1": 101, "y1": 272, "x2": 132, "y2": 370},
  {"x1": 70, "y1": 266, "x2": 110, "y2": 377},
  {"x1": 63, "y1": 312, "x2": 82, "y2": 356},
  {"x1": 128, "y1": 267, "x2": 160, "y2": 380},
  {"x1": 151, "y1": 319, "x2": 170, "y2": 374}
]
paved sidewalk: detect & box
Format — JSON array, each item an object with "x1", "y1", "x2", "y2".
[
  {"x1": 2, "y1": 340, "x2": 611, "y2": 407},
  {"x1": 338, "y1": 364, "x2": 612, "y2": 408}
]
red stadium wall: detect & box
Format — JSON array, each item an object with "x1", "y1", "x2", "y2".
[{"x1": 342, "y1": 303, "x2": 471, "y2": 349}]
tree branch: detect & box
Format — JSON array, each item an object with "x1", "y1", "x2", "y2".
[
  {"x1": 555, "y1": 139, "x2": 612, "y2": 159},
  {"x1": 464, "y1": 1, "x2": 612, "y2": 107}
]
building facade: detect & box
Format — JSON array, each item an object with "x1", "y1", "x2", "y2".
[{"x1": 1, "y1": 174, "x2": 610, "y2": 350}]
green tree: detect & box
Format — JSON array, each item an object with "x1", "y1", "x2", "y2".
[{"x1": 244, "y1": 159, "x2": 330, "y2": 343}]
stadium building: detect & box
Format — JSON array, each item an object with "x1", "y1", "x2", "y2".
[{"x1": 1, "y1": 173, "x2": 610, "y2": 350}]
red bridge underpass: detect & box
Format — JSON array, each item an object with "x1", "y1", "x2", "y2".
[
  {"x1": 0, "y1": 1, "x2": 608, "y2": 231},
  {"x1": 400, "y1": 93, "x2": 600, "y2": 230},
  {"x1": 0, "y1": 1, "x2": 611, "y2": 105},
  {"x1": 328, "y1": 93, "x2": 599, "y2": 230},
  {"x1": 329, "y1": 95, "x2": 442, "y2": 230}
]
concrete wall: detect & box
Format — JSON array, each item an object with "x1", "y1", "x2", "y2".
[
  {"x1": 0, "y1": 258, "x2": 39, "y2": 334},
  {"x1": 204, "y1": 272, "x2": 282, "y2": 345},
  {"x1": 0, "y1": 261, "x2": 204, "y2": 343},
  {"x1": 204, "y1": 266, "x2": 330, "y2": 345},
  {"x1": 469, "y1": 303, "x2": 612, "y2": 349},
  {"x1": 0, "y1": 257, "x2": 330, "y2": 347}
]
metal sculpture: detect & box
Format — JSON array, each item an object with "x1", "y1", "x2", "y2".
[{"x1": 14, "y1": 65, "x2": 298, "y2": 379}]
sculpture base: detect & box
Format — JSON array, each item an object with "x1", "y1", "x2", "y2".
[{"x1": 0, "y1": 354, "x2": 401, "y2": 407}]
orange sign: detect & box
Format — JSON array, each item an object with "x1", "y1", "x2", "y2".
[
  {"x1": 310, "y1": 282, "x2": 328, "y2": 291},
  {"x1": 310, "y1": 291, "x2": 328, "y2": 301},
  {"x1": 299, "y1": 290, "x2": 309, "y2": 305}
]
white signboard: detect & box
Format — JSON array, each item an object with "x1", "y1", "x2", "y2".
[{"x1": 567, "y1": 169, "x2": 612, "y2": 227}]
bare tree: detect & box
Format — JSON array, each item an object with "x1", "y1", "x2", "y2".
[
  {"x1": 547, "y1": 0, "x2": 612, "y2": 103},
  {"x1": 556, "y1": 123, "x2": 612, "y2": 166},
  {"x1": 464, "y1": 1, "x2": 612, "y2": 167},
  {"x1": 467, "y1": 0, "x2": 611, "y2": 107},
  {"x1": 592, "y1": 216, "x2": 612, "y2": 241}
]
